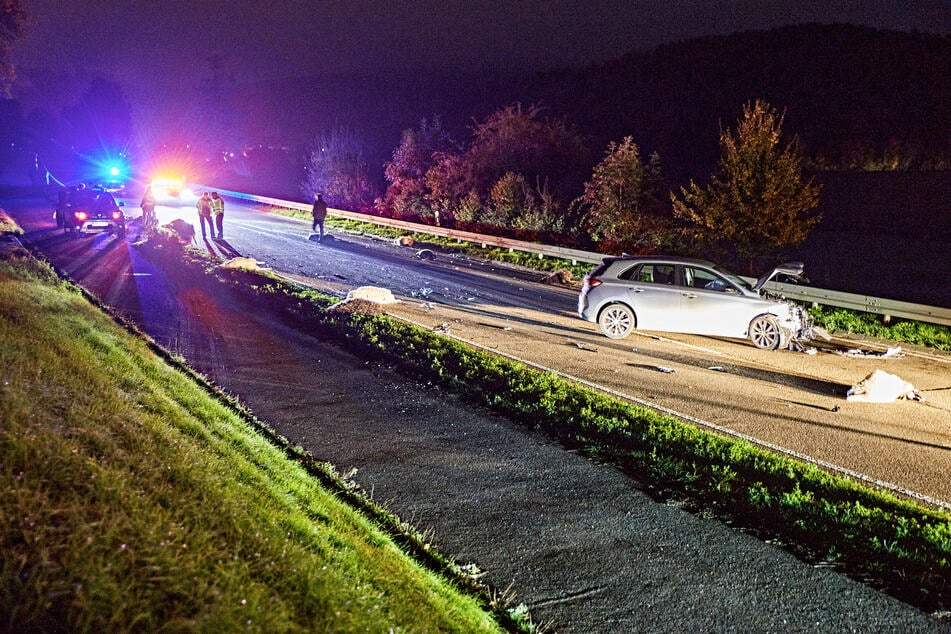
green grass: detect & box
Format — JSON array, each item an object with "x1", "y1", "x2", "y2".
[
  {"x1": 139, "y1": 231, "x2": 951, "y2": 615},
  {"x1": 0, "y1": 240, "x2": 517, "y2": 631},
  {"x1": 809, "y1": 305, "x2": 951, "y2": 351}
]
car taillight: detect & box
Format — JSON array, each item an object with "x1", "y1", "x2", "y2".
[
  {"x1": 74, "y1": 211, "x2": 88, "y2": 221},
  {"x1": 586, "y1": 279, "x2": 603, "y2": 288}
]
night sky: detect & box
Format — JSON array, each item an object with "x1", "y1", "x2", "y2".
[
  {"x1": 9, "y1": 0, "x2": 951, "y2": 154},
  {"x1": 14, "y1": 0, "x2": 951, "y2": 86}
]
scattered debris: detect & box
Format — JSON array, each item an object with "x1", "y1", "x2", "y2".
[
  {"x1": 433, "y1": 322, "x2": 451, "y2": 334},
  {"x1": 708, "y1": 366, "x2": 727, "y2": 372},
  {"x1": 411, "y1": 287, "x2": 434, "y2": 298},
  {"x1": 416, "y1": 248, "x2": 436, "y2": 261},
  {"x1": 541, "y1": 268, "x2": 574, "y2": 286},
  {"x1": 219, "y1": 256, "x2": 264, "y2": 271},
  {"x1": 789, "y1": 340, "x2": 817, "y2": 354},
  {"x1": 656, "y1": 366, "x2": 676, "y2": 374},
  {"x1": 837, "y1": 346, "x2": 905, "y2": 359},
  {"x1": 394, "y1": 235, "x2": 414, "y2": 246},
  {"x1": 419, "y1": 301, "x2": 435, "y2": 310},
  {"x1": 846, "y1": 370, "x2": 923, "y2": 403},
  {"x1": 570, "y1": 341, "x2": 598, "y2": 352}
]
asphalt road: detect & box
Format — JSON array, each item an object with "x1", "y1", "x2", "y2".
[{"x1": 4, "y1": 189, "x2": 950, "y2": 631}]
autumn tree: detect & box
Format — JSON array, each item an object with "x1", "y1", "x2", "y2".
[
  {"x1": 671, "y1": 100, "x2": 821, "y2": 269},
  {"x1": 423, "y1": 103, "x2": 588, "y2": 231},
  {"x1": 301, "y1": 125, "x2": 378, "y2": 211},
  {"x1": 379, "y1": 116, "x2": 452, "y2": 221},
  {"x1": 575, "y1": 136, "x2": 667, "y2": 251}
]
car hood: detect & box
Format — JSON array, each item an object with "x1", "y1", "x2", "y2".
[{"x1": 752, "y1": 261, "x2": 806, "y2": 291}]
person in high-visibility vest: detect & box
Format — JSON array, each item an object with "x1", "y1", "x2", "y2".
[{"x1": 210, "y1": 192, "x2": 225, "y2": 240}]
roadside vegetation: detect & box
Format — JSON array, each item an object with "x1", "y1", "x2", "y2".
[
  {"x1": 134, "y1": 230, "x2": 951, "y2": 617},
  {"x1": 0, "y1": 232, "x2": 528, "y2": 631}
]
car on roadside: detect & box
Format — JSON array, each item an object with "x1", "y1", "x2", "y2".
[
  {"x1": 577, "y1": 255, "x2": 813, "y2": 350},
  {"x1": 60, "y1": 185, "x2": 126, "y2": 238}
]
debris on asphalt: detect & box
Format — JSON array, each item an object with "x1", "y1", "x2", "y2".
[
  {"x1": 570, "y1": 341, "x2": 598, "y2": 352},
  {"x1": 789, "y1": 340, "x2": 818, "y2": 354},
  {"x1": 433, "y1": 322, "x2": 451, "y2": 334},
  {"x1": 416, "y1": 248, "x2": 436, "y2": 260},
  {"x1": 838, "y1": 346, "x2": 905, "y2": 359},
  {"x1": 846, "y1": 369, "x2": 923, "y2": 403}
]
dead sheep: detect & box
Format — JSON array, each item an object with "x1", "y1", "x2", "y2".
[
  {"x1": 542, "y1": 268, "x2": 574, "y2": 286},
  {"x1": 162, "y1": 219, "x2": 196, "y2": 244}
]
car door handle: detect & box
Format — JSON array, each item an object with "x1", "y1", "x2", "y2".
[{"x1": 682, "y1": 292, "x2": 697, "y2": 299}]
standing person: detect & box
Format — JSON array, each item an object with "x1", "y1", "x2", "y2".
[
  {"x1": 140, "y1": 185, "x2": 156, "y2": 227},
  {"x1": 210, "y1": 192, "x2": 225, "y2": 239},
  {"x1": 196, "y1": 192, "x2": 213, "y2": 239},
  {"x1": 311, "y1": 193, "x2": 328, "y2": 242}
]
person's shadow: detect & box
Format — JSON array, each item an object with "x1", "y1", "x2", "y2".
[{"x1": 210, "y1": 237, "x2": 241, "y2": 258}]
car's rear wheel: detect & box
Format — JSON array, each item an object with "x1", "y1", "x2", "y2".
[
  {"x1": 598, "y1": 304, "x2": 635, "y2": 339},
  {"x1": 749, "y1": 315, "x2": 789, "y2": 350}
]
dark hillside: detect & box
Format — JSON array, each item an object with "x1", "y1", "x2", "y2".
[
  {"x1": 247, "y1": 24, "x2": 950, "y2": 191},
  {"x1": 520, "y1": 24, "x2": 951, "y2": 182}
]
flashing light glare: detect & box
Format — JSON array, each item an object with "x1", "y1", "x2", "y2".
[
  {"x1": 109, "y1": 166, "x2": 120, "y2": 177},
  {"x1": 74, "y1": 211, "x2": 88, "y2": 221},
  {"x1": 112, "y1": 211, "x2": 123, "y2": 220}
]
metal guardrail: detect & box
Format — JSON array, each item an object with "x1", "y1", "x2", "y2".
[{"x1": 205, "y1": 186, "x2": 951, "y2": 327}]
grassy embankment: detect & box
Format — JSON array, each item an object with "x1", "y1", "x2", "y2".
[
  {"x1": 269, "y1": 205, "x2": 951, "y2": 351},
  {"x1": 143, "y1": 222, "x2": 951, "y2": 616},
  {"x1": 0, "y1": 218, "x2": 526, "y2": 631}
]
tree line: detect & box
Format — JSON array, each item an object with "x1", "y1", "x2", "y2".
[{"x1": 302, "y1": 100, "x2": 820, "y2": 274}]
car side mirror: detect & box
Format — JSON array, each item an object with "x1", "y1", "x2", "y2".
[{"x1": 118, "y1": 201, "x2": 125, "y2": 206}]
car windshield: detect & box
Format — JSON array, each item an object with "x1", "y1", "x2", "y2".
[{"x1": 713, "y1": 265, "x2": 752, "y2": 290}]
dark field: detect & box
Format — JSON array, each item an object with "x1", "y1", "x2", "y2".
[{"x1": 789, "y1": 171, "x2": 951, "y2": 307}]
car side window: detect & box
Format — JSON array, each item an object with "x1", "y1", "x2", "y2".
[
  {"x1": 687, "y1": 266, "x2": 729, "y2": 291},
  {"x1": 636, "y1": 264, "x2": 676, "y2": 284},
  {"x1": 616, "y1": 264, "x2": 640, "y2": 281}
]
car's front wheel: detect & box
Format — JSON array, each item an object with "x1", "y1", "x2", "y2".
[
  {"x1": 598, "y1": 304, "x2": 635, "y2": 339},
  {"x1": 749, "y1": 315, "x2": 789, "y2": 350}
]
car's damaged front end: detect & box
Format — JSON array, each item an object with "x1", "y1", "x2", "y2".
[{"x1": 754, "y1": 262, "x2": 814, "y2": 344}]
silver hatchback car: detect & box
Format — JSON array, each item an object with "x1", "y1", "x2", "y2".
[{"x1": 578, "y1": 255, "x2": 812, "y2": 350}]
